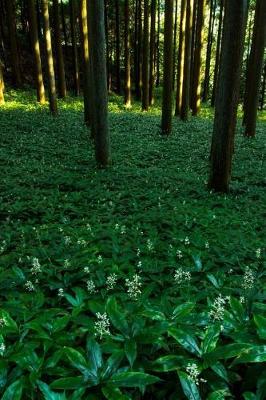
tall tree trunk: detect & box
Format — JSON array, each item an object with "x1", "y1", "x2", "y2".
[
  {"x1": 79, "y1": 0, "x2": 90, "y2": 126},
  {"x1": 211, "y1": 0, "x2": 223, "y2": 107},
  {"x1": 60, "y1": 0, "x2": 68, "y2": 45},
  {"x1": 191, "y1": 0, "x2": 205, "y2": 115},
  {"x1": 156, "y1": 0, "x2": 160, "y2": 86},
  {"x1": 69, "y1": 0, "x2": 80, "y2": 96},
  {"x1": 115, "y1": 0, "x2": 121, "y2": 93},
  {"x1": 202, "y1": 0, "x2": 217, "y2": 102},
  {"x1": 5, "y1": 0, "x2": 22, "y2": 87},
  {"x1": 36, "y1": 0, "x2": 43, "y2": 41},
  {"x1": 134, "y1": 0, "x2": 139, "y2": 96},
  {"x1": 0, "y1": 60, "x2": 4, "y2": 104},
  {"x1": 208, "y1": 0, "x2": 247, "y2": 193},
  {"x1": 42, "y1": 0, "x2": 58, "y2": 115},
  {"x1": 53, "y1": 0, "x2": 67, "y2": 98},
  {"x1": 29, "y1": 0, "x2": 46, "y2": 104},
  {"x1": 243, "y1": 0, "x2": 266, "y2": 137},
  {"x1": 245, "y1": 8, "x2": 253, "y2": 73},
  {"x1": 175, "y1": 0, "x2": 186, "y2": 116},
  {"x1": 142, "y1": 0, "x2": 149, "y2": 111},
  {"x1": 149, "y1": 0, "x2": 156, "y2": 105},
  {"x1": 180, "y1": 0, "x2": 193, "y2": 121},
  {"x1": 87, "y1": 0, "x2": 111, "y2": 167},
  {"x1": 104, "y1": 0, "x2": 111, "y2": 92},
  {"x1": 172, "y1": 0, "x2": 178, "y2": 89},
  {"x1": 161, "y1": 0, "x2": 174, "y2": 135},
  {"x1": 136, "y1": 0, "x2": 143, "y2": 100},
  {"x1": 260, "y1": 62, "x2": 266, "y2": 110},
  {"x1": 189, "y1": 0, "x2": 197, "y2": 102},
  {"x1": 124, "y1": 0, "x2": 131, "y2": 107}
]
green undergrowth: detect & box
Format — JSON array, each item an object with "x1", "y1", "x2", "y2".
[{"x1": 0, "y1": 89, "x2": 265, "y2": 399}]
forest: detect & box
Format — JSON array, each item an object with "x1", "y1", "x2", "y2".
[{"x1": 0, "y1": 0, "x2": 265, "y2": 399}]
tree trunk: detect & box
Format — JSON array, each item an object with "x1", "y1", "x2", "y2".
[
  {"x1": 149, "y1": 0, "x2": 156, "y2": 105},
  {"x1": 208, "y1": 0, "x2": 247, "y2": 193},
  {"x1": 156, "y1": 0, "x2": 160, "y2": 86},
  {"x1": 180, "y1": 0, "x2": 193, "y2": 121},
  {"x1": 87, "y1": 0, "x2": 111, "y2": 167},
  {"x1": 243, "y1": 0, "x2": 266, "y2": 137},
  {"x1": 202, "y1": 0, "x2": 217, "y2": 102},
  {"x1": 60, "y1": 0, "x2": 68, "y2": 45},
  {"x1": 104, "y1": 0, "x2": 111, "y2": 92},
  {"x1": 191, "y1": 0, "x2": 205, "y2": 116},
  {"x1": 5, "y1": 0, "x2": 22, "y2": 87},
  {"x1": 69, "y1": 0, "x2": 80, "y2": 96},
  {"x1": 260, "y1": 62, "x2": 266, "y2": 110},
  {"x1": 172, "y1": 0, "x2": 178, "y2": 89},
  {"x1": 211, "y1": 0, "x2": 224, "y2": 107},
  {"x1": 161, "y1": 0, "x2": 174, "y2": 135},
  {"x1": 115, "y1": 0, "x2": 121, "y2": 93},
  {"x1": 79, "y1": 0, "x2": 90, "y2": 126},
  {"x1": 124, "y1": 0, "x2": 131, "y2": 107},
  {"x1": 53, "y1": 0, "x2": 67, "y2": 98},
  {"x1": 0, "y1": 60, "x2": 4, "y2": 104},
  {"x1": 29, "y1": 0, "x2": 46, "y2": 104},
  {"x1": 142, "y1": 0, "x2": 149, "y2": 111},
  {"x1": 189, "y1": 0, "x2": 197, "y2": 103},
  {"x1": 175, "y1": 0, "x2": 186, "y2": 116},
  {"x1": 136, "y1": 0, "x2": 143, "y2": 100},
  {"x1": 42, "y1": 0, "x2": 58, "y2": 115}
]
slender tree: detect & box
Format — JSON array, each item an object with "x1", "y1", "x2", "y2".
[
  {"x1": 29, "y1": 0, "x2": 46, "y2": 104},
  {"x1": 161, "y1": 0, "x2": 174, "y2": 135},
  {"x1": 149, "y1": 0, "x2": 156, "y2": 104},
  {"x1": 79, "y1": 0, "x2": 90, "y2": 126},
  {"x1": 211, "y1": 0, "x2": 224, "y2": 107},
  {"x1": 53, "y1": 0, "x2": 67, "y2": 98},
  {"x1": 142, "y1": 0, "x2": 149, "y2": 111},
  {"x1": 136, "y1": 0, "x2": 143, "y2": 100},
  {"x1": 42, "y1": 0, "x2": 58, "y2": 115},
  {"x1": 87, "y1": 0, "x2": 111, "y2": 167},
  {"x1": 156, "y1": 0, "x2": 160, "y2": 86},
  {"x1": 60, "y1": 0, "x2": 68, "y2": 45},
  {"x1": 209, "y1": 0, "x2": 247, "y2": 193},
  {"x1": 124, "y1": 0, "x2": 131, "y2": 107},
  {"x1": 0, "y1": 59, "x2": 4, "y2": 104},
  {"x1": 5, "y1": 0, "x2": 22, "y2": 86},
  {"x1": 104, "y1": 0, "x2": 111, "y2": 92},
  {"x1": 69, "y1": 0, "x2": 80, "y2": 96},
  {"x1": 175, "y1": 0, "x2": 186, "y2": 116},
  {"x1": 243, "y1": 0, "x2": 266, "y2": 137},
  {"x1": 172, "y1": 0, "x2": 178, "y2": 89},
  {"x1": 115, "y1": 0, "x2": 121, "y2": 93},
  {"x1": 180, "y1": 0, "x2": 193, "y2": 121},
  {"x1": 260, "y1": 62, "x2": 266, "y2": 110},
  {"x1": 191, "y1": 0, "x2": 205, "y2": 115}
]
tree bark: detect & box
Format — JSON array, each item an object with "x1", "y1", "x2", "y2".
[
  {"x1": 172, "y1": 0, "x2": 178, "y2": 89},
  {"x1": 161, "y1": 0, "x2": 174, "y2": 135},
  {"x1": 211, "y1": 0, "x2": 224, "y2": 107},
  {"x1": 175, "y1": 0, "x2": 186, "y2": 116},
  {"x1": 260, "y1": 62, "x2": 266, "y2": 111},
  {"x1": 42, "y1": 0, "x2": 58, "y2": 115},
  {"x1": 180, "y1": 0, "x2": 193, "y2": 121},
  {"x1": 149, "y1": 0, "x2": 156, "y2": 105},
  {"x1": 104, "y1": 0, "x2": 111, "y2": 92},
  {"x1": 243, "y1": 0, "x2": 266, "y2": 137},
  {"x1": 53, "y1": 0, "x2": 67, "y2": 98},
  {"x1": 142, "y1": 0, "x2": 149, "y2": 111},
  {"x1": 60, "y1": 0, "x2": 68, "y2": 45},
  {"x1": 70, "y1": 0, "x2": 80, "y2": 96},
  {"x1": 115, "y1": 0, "x2": 121, "y2": 93},
  {"x1": 136, "y1": 0, "x2": 143, "y2": 100},
  {"x1": 87, "y1": 0, "x2": 111, "y2": 167},
  {"x1": 79, "y1": 0, "x2": 90, "y2": 126},
  {"x1": 156, "y1": 0, "x2": 160, "y2": 86},
  {"x1": 208, "y1": 0, "x2": 247, "y2": 193},
  {"x1": 0, "y1": 60, "x2": 4, "y2": 104},
  {"x1": 29, "y1": 0, "x2": 46, "y2": 104},
  {"x1": 124, "y1": 0, "x2": 131, "y2": 107}
]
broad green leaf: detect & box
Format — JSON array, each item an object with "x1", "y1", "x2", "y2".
[
  {"x1": 178, "y1": 371, "x2": 201, "y2": 400},
  {"x1": 204, "y1": 343, "x2": 253, "y2": 363},
  {"x1": 202, "y1": 325, "x2": 221, "y2": 353},
  {"x1": 87, "y1": 338, "x2": 102, "y2": 375},
  {"x1": 101, "y1": 351, "x2": 124, "y2": 379},
  {"x1": 106, "y1": 297, "x2": 129, "y2": 335},
  {"x1": 110, "y1": 372, "x2": 160, "y2": 388},
  {"x1": 102, "y1": 385, "x2": 131, "y2": 400},
  {"x1": 37, "y1": 381, "x2": 66, "y2": 400},
  {"x1": 254, "y1": 314, "x2": 266, "y2": 340},
  {"x1": 168, "y1": 328, "x2": 202, "y2": 356},
  {"x1": 172, "y1": 303, "x2": 195, "y2": 320},
  {"x1": 152, "y1": 355, "x2": 185, "y2": 372},
  {"x1": 1, "y1": 379, "x2": 23, "y2": 400},
  {"x1": 64, "y1": 347, "x2": 90, "y2": 376},
  {"x1": 207, "y1": 390, "x2": 228, "y2": 400},
  {"x1": 243, "y1": 392, "x2": 257, "y2": 400},
  {"x1": 124, "y1": 339, "x2": 137, "y2": 367},
  {"x1": 210, "y1": 362, "x2": 229, "y2": 383},
  {"x1": 0, "y1": 310, "x2": 18, "y2": 332},
  {"x1": 206, "y1": 274, "x2": 220, "y2": 289},
  {"x1": 230, "y1": 297, "x2": 245, "y2": 321},
  {"x1": 232, "y1": 346, "x2": 266, "y2": 365},
  {"x1": 50, "y1": 377, "x2": 86, "y2": 390}
]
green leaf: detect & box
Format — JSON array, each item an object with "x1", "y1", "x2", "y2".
[
  {"x1": 168, "y1": 328, "x2": 202, "y2": 356},
  {"x1": 1, "y1": 380, "x2": 23, "y2": 400},
  {"x1": 0, "y1": 310, "x2": 18, "y2": 332},
  {"x1": 50, "y1": 377, "x2": 86, "y2": 390},
  {"x1": 230, "y1": 297, "x2": 245, "y2": 321},
  {"x1": 254, "y1": 314, "x2": 266, "y2": 340},
  {"x1": 207, "y1": 390, "x2": 228, "y2": 400},
  {"x1": 106, "y1": 297, "x2": 129, "y2": 336},
  {"x1": 87, "y1": 338, "x2": 102, "y2": 375},
  {"x1": 172, "y1": 303, "x2": 195, "y2": 320},
  {"x1": 102, "y1": 385, "x2": 131, "y2": 400},
  {"x1": 37, "y1": 381, "x2": 66, "y2": 400},
  {"x1": 206, "y1": 274, "x2": 220, "y2": 289},
  {"x1": 110, "y1": 372, "x2": 160, "y2": 388},
  {"x1": 192, "y1": 255, "x2": 202, "y2": 271},
  {"x1": 202, "y1": 325, "x2": 221, "y2": 353},
  {"x1": 232, "y1": 346, "x2": 266, "y2": 365},
  {"x1": 204, "y1": 343, "x2": 253, "y2": 363},
  {"x1": 210, "y1": 362, "x2": 229, "y2": 383},
  {"x1": 152, "y1": 355, "x2": 185, "y2": 372},
  {"x1": 64, "y1": 347, "x2": 90, "y2": 376},
  {"x1": 101, "y1": 351, "x2": 124, "y2": 379},
  {"x1": 178, "y1": 371, "x2": 201, "y2": 400},
  {"x1": 124, "y1": 340, "x2": 137, "y2": 367},
  {"x1": 243, "y1": 392, "x2": 257, "y2": 400}
]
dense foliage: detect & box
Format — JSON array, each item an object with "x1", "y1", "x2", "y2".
[{"x1": 0, "y1": 90, "x2": 265, "y2": 399}]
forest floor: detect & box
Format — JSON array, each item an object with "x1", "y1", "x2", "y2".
[{"x1": 0, "y1": 90, "x2": 265, "y2": 399}]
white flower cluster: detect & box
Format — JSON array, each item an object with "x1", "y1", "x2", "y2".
[
  {"x1": 0, "y1": 240, "x2": 6, "y2": 254},
  {"x1": 64, "y1": 236, "x2": 72, "y2": 245},
  {"x1": 0, "y1": 342, "x2": 5, "y2": 355},
  {"x1": 174, "y1": 268, "x2": 191, "y2": 285},
  {"x1": 209, "y1": 294, "x2": 227, "y2": 321},
  {"x1": 147, "y1": 239, "x2": 154, "y2": 251},
  {"x1": 58, "y1": 288, "x2": 64, "y2": 297},
  {"x1": 87, "y1": 280, "x2": 96, "y2": 294},
  {"x1": 176, "y1": 250, "x2": 183, "y2": 259},
  {"x1": 25, "y1": 280, "x2": 35, "y2": 292},
  {"x1": 242, "y1": 267, "x2": 255, "y2": 290},
  {"x1": 106, "y1": 273, "x2": 118, "y2": 291},
  {"x1": 97, "y1": 255, "x2": 103, "y2": 264},
  {"x1": 186, "y1": 363, "x2": 207, "y2": 386},
  {"x1": 256, "y1": 248, "x2": 261, "y2": 259},
  {"x1": 64, "y1": 259, "x2": 70, "y2": 268},
  {"x1": 94, "y1": 312, "x2": 111, "y2": 339},
  {"x1": 30, "y1": 257, "x2": 41, "y2": 275},
  {"x1": 125, "y1": 274, "x2": 142, "y2": 299},
  {"x1": 0, "y1": 318, "x2": 6, "y2": 328}
]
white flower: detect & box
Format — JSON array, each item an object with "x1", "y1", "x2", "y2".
[
  {"x1": 174, "y1": 268, "x2": 191, "y2": 285},
  {"x1": 242, "y1": 267, "x2": 255, "y2": 290},
  {"x1": 256, "y1": 248, "x2": 261, "y2": 259},
  {"x1": 64, "y1": 236, "x2": 71, "y2": 245},
  {"x1": 186, "y1": 363, "x2": 206, "y2": 386},
  {"x1": 58, "y1": 288, "x2": 64, "y2": 297},
  {"x1": 137, "y1": 248, "x2": 141, "y2": 257},
  {"x1": 97, "y1": 255, "x2": 103, "y2": 264},
  {"x1": 147, "y1": 239, "x2": 154, "y2": 251},
  {"x1": 64, "y1": 259, "x2": 70, "y2": 268},
  {"x1": 87, "y1": 280, "x2": 96, "y2": 294},
  {"x1": 84, "y1": 267, "x2": 90, "y2": 274},
  {"x1": 120, "y1": 225, "x2": 126, "y2": 234},
  {"x1": 137, "y1": 260, "x2": 142, "y2": 269},
  {"x1": 205, "y1": 241, "x2": 210, "y2": 249},
  {"x1": 176, "y1": 250, "x2": 183, "y2": 259},
  {"x1": 25, "y1": 280, "x2": 35, "y2": 292},
  {"x1": 0, "y1": 318, "x2": 6, "y2": 328},
  {"x1": 184, "y1": 237, "x2": 190, "y2": 245},
  {"x1": 125, "y1": 274, "x2": 142, "y2": 299},
  {"x1": 240, "y1": 296, "x2": 245, "y2": 304},
  {"x1": 0, "y1": 343, "x2": 6, "y2": 355},
  {"x1": 77, "y1": 238, "x2": 86, "y2": 247},
  {"x1": 94, "y1": 312, "x2": 111, "y2": 339},
  {"x1": 209, "y1": 294, "x2": 227, "y2": 321},
  {"x1": 106, "y1": 273, "x2": 118, "y2": 290},
  {"x1": 30, "y1": 257, "x2": 41, "y2": 275}
]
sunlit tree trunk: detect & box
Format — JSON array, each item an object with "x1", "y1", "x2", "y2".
[
  {"x1": 175, "y1": 0, "x2": 186, "y2": 116},
  {"x1": 53, "y1": 0, "x2": 67, "y2": 98},
  {"x1": 87, "y1": 0, "x2": 111, "y2": 167},
  {"x1": 0, "y1": 60, "x2": 4, "y2": 104},
  {"x1": 142, "y1": 0, "x2": 149, "y2": 111},
  {"x1": 60, "y1": 0, "x2": 68, "y2": 45},
  {"x1": 161, "y1": 0, "x2": 174, "y2": 135},
  {"x1": 191, "y1": 0, "x2": 205, "y2": 115},
  {"x1": 5, "y1": 0, "x2": 22, "y2": 87},
  {"x1": 172, "y1": 0, "x2": 178, "y2": 89},
  {"x1": 42, "y1": 0, "x2": 58, "y2": 115},
  {"x1": 149, "y1": 0, "x2": 156, "y2": 105},
  {"x1": 209, "y1": 0, "x2": 247, "y2": 193},
  {"x1": 156, "y1": 0, "x2": 160, "y2": 86},
  {"x1": 124, "y1": 0, "x2": 131, "y2": 107},
  {"x1": 29, "y1": 0, "x2": 46, "y2": 104},
  {"x1": 211, "y1": 0, "x2": 224, "y2": 107},
  {"x1": 79, "y1": 0, "x2": 90, "y2": 126},
  {"x1": 260, "y1": 63, "x2": 266, "y2": 110},
  {"x1": 70, "y1": 0, "x2": 80, "y2": 96},
  {"x1": 136, "y1": 0, "x2": 143, "y2": 100},
  {"x1": 104, "y1": 0, "x2": 111, "y2": 92},
  {"x1": 243, "y1": 0, "x2": 266, "y2": 137},
  {"x1": 115, "y1": 0, "x2": 121, "y2": 93}
]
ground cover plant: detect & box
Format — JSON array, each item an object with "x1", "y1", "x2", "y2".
[{"x1": 0, "y1": 90, "x2": 265, "y2": 399}]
